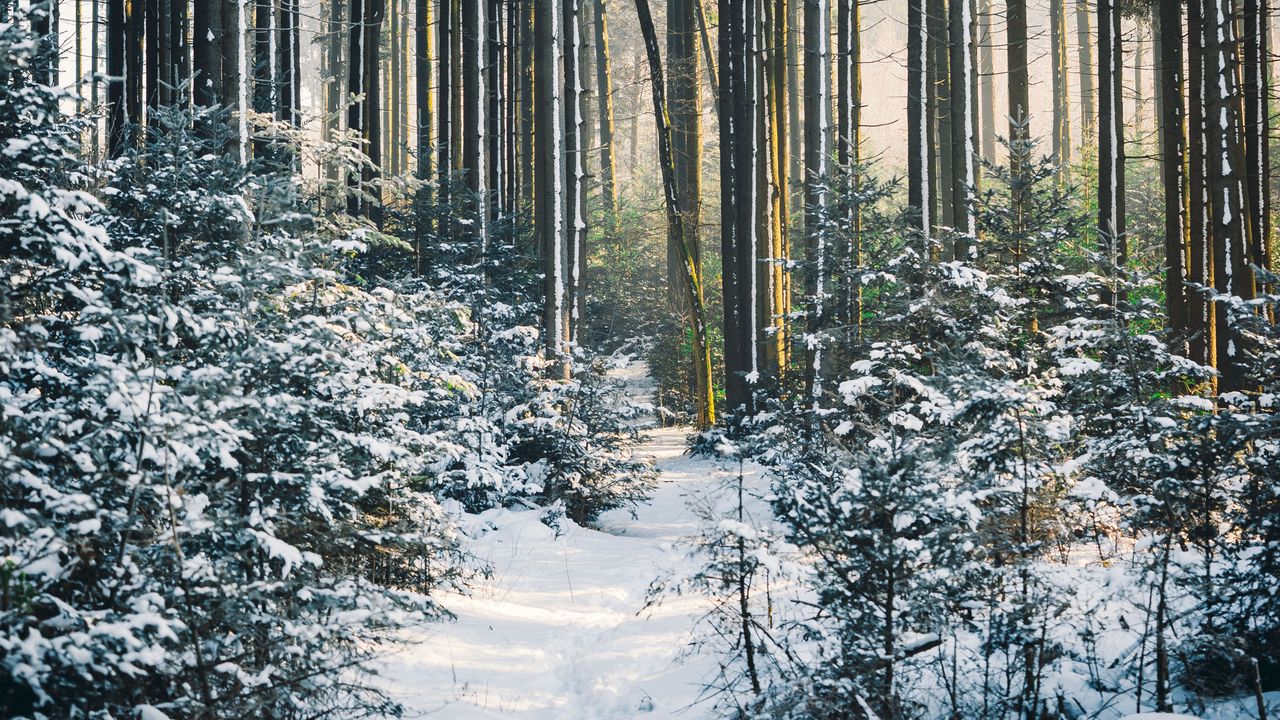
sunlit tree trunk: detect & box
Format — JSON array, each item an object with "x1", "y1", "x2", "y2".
[
  {"x1": 837, "y1": 0, "x2": 861, "y2": 324},
  {"x1": 1050, "y1": 0, "x2": 1071, "y2": 182},
  {"x1": 978, "y1": 0, "x2": 995, "y2": 162},
  {"x1": 1097, "y1": 0, "x2": 1125, "y2": 292},
  {"x1": 803, "y1": 0, "x2": 831, "y2": 403},
  {"x1": 636, "y1": 0, "x2": 716, "y2": 427},
  {"x1": 668, "y1": 0, "x2": 701, "y2": 315},
  {"x1": 1076, "y1": 0, "x2": 1095, "y2": 139},
  {"x1": 908, "y1": 0, "x2": 931, "y2": 237},
  {"x1": 593, "y1": 0, "x2": 619, "y2": 234},
  {"x1": 1187, "y1": 0, "x2": 1213, "y2": 370}
]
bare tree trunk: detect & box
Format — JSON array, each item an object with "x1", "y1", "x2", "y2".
[
  {"x1": 1076, "y1": 0, "x2": 1095, "y2": 139},
  {"x1": 721, "y1": 0, "x2": 758, "y2": 415},
  {"x1": 1244, "y1": 0, "x2": 1272, "y2": 276},
  {"x1": 323, "y1": 0, "x2": 343, "y2": 181},
  {"x1": 1205, "y1": 0, "x2": 1255, "y2": 392},
  {"x1": 837, "y1": 0, "x2": 861, "y2": 324},
  {"x1": 1156, "y1": 1, "x2": 1188, "y2": 355},
  {"x1": 951, "y1": 0, "x2": 979, "y2": 252},
  {"x1": 536, "y1": 0, "x2": 569, "y2": 377},
  {"x1": 564, "y1": 0, "x2": 584, "y2": 342},
  {"x1": 787, "y1": 0, "x2": 803, "y2": 235},
  {"x1": 1187, "y1": 0, "x2": 1213, "y2": 370},
  {"x1": 803, "y1": 0, "x2": 831, "y2": 404},
  {"x1": 1008, "y1": 0, "x2": 1030, "y2": 214},
  {"x1": 765, "y1": 0, "x2": 789, "y2": 372},
  {"x1": 908, "y1": 0, "x2": 930, "y2": 236},
  {"x1": 668, "y1": 0, "x2": 701, "y2": 314},
  {"x1": 931, "y1": 0, "x2": 952, "y2": 234},
  {"x1": 108, "y1": 0, "x2": 127, "y2": 155},
  {"x1": 1097, "y1": 0, "x2": 1125, "y2": 293},
  {"x1": 978, "y1": 0, "x2": 995, "y2": 162},
  {"x1": 1050, "y1": 0, "x2": 1071, "y2": 182},
  {"x1": 519, "y1": 0, "x2": 535, "y2": 211},
  {"x1": 593, "y1": 0, "x2": 619, "y2": 234},
  {"x1": 636, "y1": 0, "x2": 716, "y2": 427}
]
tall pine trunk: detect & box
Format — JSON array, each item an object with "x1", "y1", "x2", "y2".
[
  {"x1": 668, "y1": 0, "x2": 701, "y2": 314},
  {"x1": 593, "y1": 0, "x2": 619, "y2": 235},
  {"x1": 1156, "y1": 1, "x2": 1188, "y2": 355},
  {"x1": 1187, "y1": 0, "x2": 1213, "y2": 370},
  {"x1": 978, "y1": 0, "x2": 995, "y2": 162},
  {"x1": 803, "y1": 0, "x2": 831, "y2": 403},
  {"x1": 950, "y1": 0, "x2": 979, "y2": 252},
  {"x1": 721, "y1": 0, "x2": 757, "y2": 414},
  {"x1": 908, "y1": 0, "x2": 930, "y2": 236},
  {"x1": 1050, "y1": 0, "x2": 1071, "y2": 182},
  {"x1": 536, "y1": 0, "x2": 569, "y2": 377},
  {"x1": 1076, "y1": 0, "x2": 1095, "y2": 139},
  {"x1": 1097, "y1": 0, "x2": 1125, "y2": 291},
  {"x1": 636, "y1": 0, "x2": 716, "y2": 427}
]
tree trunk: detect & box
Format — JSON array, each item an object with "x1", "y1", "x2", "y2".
[
  {"x1": 950, "y1": 0, "x2": 979, "y2": 251},
  {"x1": 1204, "y1": 0, "x2": 1255, "y2": 392},
  {"x1": 978, "y1": 0, "x2": 995, "y2": 163},
  {"x1": 1007, "y1": 0, "x2": 1030, "y2": 215},
  {"x1": 221, "y1": 0, "x2": 243, "y2": 159},
  {"x1": 837, "y1": 0, "x2": 861, "y2": 325},
  {"x1": 536, "y1": 0, "x2": 569, "y2": 377},
  {"x1": 931, "y1": 0, "x2": 952, "y2": 234},
  {"x1": 636, "y1": 0, "x2": 716, "y2": 427},
  {"x1": 908, "y1": 0, "x2": 931, "y2": 236},
  {"x1": 417, "y1": 0, "x2": 434, "y2": 180},
  {"x1": 519, "y1": 0, "x2": 535, "y2": 210},
  {"x1": 127, "y1": 0, "x2": 145, "y2": 138},
  {"x1": 564, "y1": 0, "x2": 584, "y2": 342},
  {"x1": 1050, "y1": 0, "x2": 1071, "y2": 182},
  {"x1": 1243, "y1": 0, "x2": 1271, "y2": 276},
  {"x1": 1076, "y1": 0, "x2": 1095, "y2": 139},
  {"x1": 1156, "y1": 0, "x2": 1188, "y2": 356},
  {"x1": 462, "y1": 0, "x2": 485, "y2": 204},
  {"x1": 108, "y1": 0, "x2": 127, "y2": 155},
  {"x1": 593, "y1": 0, "x2": 619, "y2": 235},
  {"x1": 1097, "y1": 0, "x2": 1125, "y2": 290},
  {"x1": 765, "y1": 0, "x2": 789, "y2": 372},
  {"x1": 803, "y1": 0, "x2": 831, "y2": 403},
  {"x1": 668, "y1": 0, "x2": 701, "y2": 314},
  {"x1": 787, "y1": 0, "x2": 803, "y2": 235},
  {"x1": 1187, "y1": 0, "x2": 1212, "y2": 370},
  {"x1": 146, "y1": 0, "x2": 160, "y2": 110},
  {"x1": 323, "y1": 0, "x2": 343, "y2": 181},
  {"x1": 439, "y1": 0, "x2": 454, "y2": 226},
  {"x1": 721, "y1": 0, "x2": 757, "y2": 414}
]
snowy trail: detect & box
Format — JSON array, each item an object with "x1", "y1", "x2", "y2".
[{"x1": 378, "y1": 370, "x2": 726, "y2": 719}]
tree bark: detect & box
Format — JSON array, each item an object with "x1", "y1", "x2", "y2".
[
  {"x1": 108, "y1": 0, "x2": 127, "y2": 155},
  {"x1": 1050, "y1": 0, "x2": 1071, "y2": 182},
  {"x1": 721, "y1": 0, "x2": 757, "y2": 414},
  {"x1": 950, "y1": 0, "x2": 979, "y2": 251},
  {"x1": 1204, "y1": 0, "x2": 1255, "y2": 392},
  {"x1": 978, "y1": 0, "x2": 995, "y2": 162},
  {"x1": 668, "y1": 0, "x2": 701, "y2": 314},
  {"x1": 1076, "y1": 0, "x2": 1095, "y2": 139},
  {"x1": 803, "y1": 0, "x2": 831, "y2": 403},
  {"x1": 1097, "y1": 0, "x2": 1125, "y2": 293},
  {"x1": 1243, "y1": 0, "x2": 1271, "y2": 276},
  {"x1": 908, "y1": 0, "x2": 931, "y2": 236},
  {"x1": 536, "y1": 0, "x2": 569, "y2": 377},
  {"x1": 1007, "y1": 0, "x2": 1030, "y2": 219},
  {"x1": 636, "y1": 0, "x2": 716, "y2": 427},
  {"x1": 592, "y1": 0, "x2": 620, "y2": 235},
  {"x1": 1187, "y1": 0, "x2": 1212, "y2": 370},
  {"x1": 1156, "y1": 0, "x2": 1188, "y2": 355}
]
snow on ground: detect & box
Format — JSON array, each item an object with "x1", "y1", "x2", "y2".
[{"x1": 376, "y1": 364, "x2": 733, "y2": 719}]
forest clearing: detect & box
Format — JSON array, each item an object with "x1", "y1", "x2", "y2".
[{"x1": 3, "y1": 0, "x2": 1280, "y2": 718}]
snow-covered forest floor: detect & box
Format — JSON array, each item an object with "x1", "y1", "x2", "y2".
[{"x1": 376, "y1": 364, "x2": 760, "y2": 718}]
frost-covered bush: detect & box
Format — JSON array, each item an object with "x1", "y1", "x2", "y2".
[{"x1": 0, "y1": 28, "x2": 473, "y2": 716}]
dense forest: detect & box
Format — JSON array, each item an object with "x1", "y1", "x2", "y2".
[{"x1": 2, "y1": 0, "x2": 1279, "y2": 718}]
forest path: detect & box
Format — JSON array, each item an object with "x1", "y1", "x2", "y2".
[{"x1": 377, "y1": 365, "x2": 725, "y2": 719}]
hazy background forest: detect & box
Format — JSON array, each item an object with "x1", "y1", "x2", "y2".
[{"x1": 3, "y1": 0, "x2": 1280, "y2": 719}]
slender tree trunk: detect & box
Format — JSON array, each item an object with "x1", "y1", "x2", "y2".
[
  {"x1": 1050, "y1": 0, "x2": 1071, "y2": 181},
  {"x1": 349, "y1": 0, "x2": 367, "y2": 216},
  {"x1": 787, "y1": 0, "x2": 803, "y2": 234},
  {"x1": 837, "y1": 0, "x2": 861, "y2": 325},
  {"x1": 146, "y1": 0, "x2": 160, "y2": 110},
  {"x1": 108, "y1": 0, "x2": 127, "y2": 155},
  {"x1": 462, "y1": 0, "x2": 485, "y2": 205},
  {"x1": 536, "y1": 0, "x2": 568, "y2": 377},
  {"x1": 593, "y1": 0, "x2": 619, "y2": 234},
  {"x1": 766, "y1": 0, "x2": 789, "y2": 371},
  {"x1": 1076, "y1": 0, "x2": 1095, "y2": 139},
  {"x1": 390, "y1": 0, "x2": 402, "y2": 176},
  {"x1": 1007, "y1": 0, "x2": 1030, "y2": 215},
  {"x1": 636, "y1": 0, "x2": 716, "y2": 427},
  {"x1": 951, "y1": 0, "x2": 979, "y2": 252},
  {"x1": 931, "y1": 0, "x2": 952, "y2": 234},
  {"x1": 31, "y1": 0, "x2": 57, "y2": 86},
  {"x1": 668, "y1": 0, "x2": 701, "y2": 313},
  {"x1": 1157, "y1": 0, "x2": 1188, "y2": 355},
  {"x1": 127, "y1": 0, "x2": 145, "y2": 138},
  {"x1": 696, "y1": 0, "x2": 720, "y2": 115},
  {"x1": 722, "y1": 0, "x2": 757, "y2": 414},
  {"x1": 323, "y1": 0, "x2": 343, "y2": 182},
  {"x1": 1205, "y1": 0, "x2": 1255, "y2": 392},
  {"x1": 908, "y1": 0, "x2": 931, "y2": 236},
  {"x1": 978, "y1": 0, "x2": 995, "y2": 162},
  {"x1": 1097, "y1": 0, "x2": 1125, "y2": 290},
  {"x1": 803, "y1": 0, "x2": 831, "y2": 403},
  {"x1": 417, "y1": 0, "x2": 434, "y2": 180},
  {"x1": 519, "y1": 0, "x2": 535, "y2": 210},
  {"x1": 92, "y1": 0, "x2": 101, "y2": 156},
  {"x1": 565, "y1": 0, "x2": 584, "y2": 342},
  {"x1": 1244, "y1": 0, "x2": 1271, "y2": 276},
  {"x1": 1187, "y1": 0, "x2": 1213, "y2": 370},
  {"x1": 439, "y1": 0, "x2": 454, "y2": 233},
  {"x1": 221, "y1": 0, "x2": 244, "y2": 159}
]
